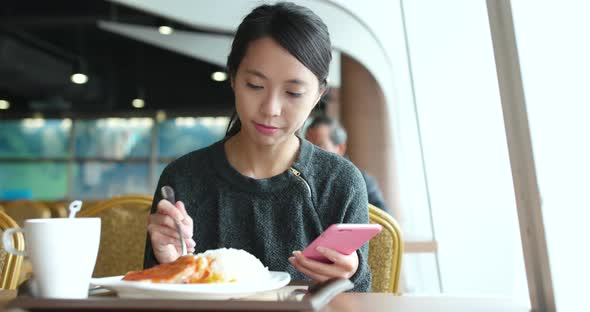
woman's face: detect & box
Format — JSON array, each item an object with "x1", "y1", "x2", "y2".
[{"x1": 232, "y1": 37, "x2": 324, "y2": 146}]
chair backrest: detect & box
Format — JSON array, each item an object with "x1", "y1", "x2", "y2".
[
  {"x1": 3, "y1": 201, "x2": 52, "y2": 226},
  {"x1": 368, "y1": 204, "x2": 403, "y2": 294},
  {"x1": 0, "y1": 211, "x2": 25, "y2": 289},
  {"x1": 78, "y1": 195, "x2": 153, "y2": 277},
  {"x1": 41, "y1": 201, "x2": 68, "y2": 218}
]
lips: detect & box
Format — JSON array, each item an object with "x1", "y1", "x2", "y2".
[{"x1": 253, "y1": 122, "x2": 279, "y2": 135}]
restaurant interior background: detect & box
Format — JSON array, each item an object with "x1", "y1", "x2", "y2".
[{"x1": 0, "y1": 0, "x2": 588, "y2": 310}]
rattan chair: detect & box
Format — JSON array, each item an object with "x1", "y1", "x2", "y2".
[
  {"x1": 42, "y1": 201, "x2": 68, "y2": 218},
  {"x1": 78, "y1": 195, "x2": 153, "y2": 277},
  {"x1": 368, "y1": 203, "x2": 403, "y2": 294},
  {"x1": 0, "y1": 211, "x2": 25, "y2": 289},
  {"x1": 3, "y1": 200, "x2": 51, "y2": 226}
]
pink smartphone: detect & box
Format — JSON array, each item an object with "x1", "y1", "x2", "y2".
[{"x1": 302, "y1": 224, "x2": 382, "y2": 263}]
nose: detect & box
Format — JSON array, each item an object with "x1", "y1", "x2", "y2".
[{"x1": 259, "y1": 91, "x2": 282, "y2": 117}]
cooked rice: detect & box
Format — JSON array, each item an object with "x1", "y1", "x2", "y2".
[{"x1": 197, "y1": 248, "x2": 269, "y2": 283}]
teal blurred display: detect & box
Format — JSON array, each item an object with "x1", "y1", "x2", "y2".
[
  {"x1": 73, "y1": 162, "x2": 149, "y2": 199},
  {"x1": 1, "y1": 116, "x2": 229, "y2": 200},
  {"x1": 156, "y1": 162, "x2": 167, "y2": 181},
  {"x1": 0, "y1": 163, "x2": 68, "y2": 200},
  {"x1": 0, "y1": 120, "x2": 70, "y2": 158},
  {"x1": 158, "y1": 117, "x2": 228, "y2": 157},
  {"x1": 75, "y1": 118, "x2": 152, "y2": 158}
]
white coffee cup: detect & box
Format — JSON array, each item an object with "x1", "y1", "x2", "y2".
[{"x1": 2, "y1": 218, "x2": 101, "y2": 299}]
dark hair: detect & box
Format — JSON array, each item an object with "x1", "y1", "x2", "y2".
[
  {"x1": 225, "y1": 2, "x2": 332, "y2": 137},
  {"x1": 307, "y1": 115, "x2": 347, "y2": 145}
]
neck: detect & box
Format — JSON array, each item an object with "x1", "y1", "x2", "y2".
[{"x1": 225, "y1": 131, "x2": 300, "y2": 179}]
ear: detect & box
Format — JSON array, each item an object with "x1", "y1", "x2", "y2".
[
  {"x1": 314, "y1": 86, "x2": 327, "y2": 107},
  {"x1": 336, "y1": 143, "x2": 347, "y2": 156},
  {"x1": 230, "y1": 75, "x2": 235, "y2": 90}
]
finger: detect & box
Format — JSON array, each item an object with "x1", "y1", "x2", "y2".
[
  {"x1": 293, "y1": 251, "x2": 350, "y2": 278},
  {"x1": 150, "y1": 214, "x2": 193, "y2": 238},
  {"x1": 175, "y1": 201, "x2": 191, "y2": 224},
  {"x1": 148, "y1": 214, "x2": 176, "y2": 233},
  {"x1": 149, "y1": 230, "x2": 182, "y2": 249},
  {"x1": 289, "y1": 257, "x2": 331, "y2": 282},
  {"x1": 316, "y1": 246, "x2": 352, "y2": 266},
  {"x1": 157, "y1": 199, "x2": 185, "y2": 222},
  {"x1": 149, "y1": 224, "x2": 196, "y2": 255},
  {"x1": 187, "y1": 237, "x2": 196, "y2": 254},
  {"x1": 166, "y1": 201, "x2": 193, "y2": 229},
  {"x1": 147, "y1": 223, "x2": 182, "y2": 239},
  {"x1": 188, "y1": 238, "x2": 196, "y2": 249},
  {"x1": 147, "y1": 224, "x2": 185, "y2": 243},
  {"x1": 149, "y1": 214, "x2": 177, "y2": 231}
]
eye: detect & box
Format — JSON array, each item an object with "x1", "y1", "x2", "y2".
[
  {"x1": 286, "y1": 91, "x2": 303, "y2": 98},
  {"x1": 246, "y1": 82, "x2": 263, "y2": 90}
]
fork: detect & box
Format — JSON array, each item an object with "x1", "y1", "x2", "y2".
[{"x1": 161, "y1": 185, "x2": 187, "y2": 256}]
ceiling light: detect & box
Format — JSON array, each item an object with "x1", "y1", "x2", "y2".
[
  {"x1": 0, "y1": 99, "x2": 10, "y2": 110},
  {"x1": 61, "y1": 118, "x2": 72, "y2": 129},
  {"x1": 23, "y1": 117, "x2": 45, "y2": 129},
  {"x1": 211, "y1": 71, "x2": 228, "y2": 82},
  {"x1": 132, "y1": 98, "x2": 145, "y2": 108},
  {"x1": 175, "y1": 117, "x2": 197, "y2": 127},
  {"x1": 156, "y1": 110, "x2": 167, "y2": 122},
  {"x1": 106, "y1": 118, "x2": 124, "y2": 128},
  {"x1": 158, "y1": 26, "x2": 174, "y2": 35},
  {"x1": 71, "y1": 73, "x2": 88, "y2": 84}
]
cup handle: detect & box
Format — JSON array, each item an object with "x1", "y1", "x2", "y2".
[{"x1": 2, "y1": 227, "x2": 26, "y2": 256}]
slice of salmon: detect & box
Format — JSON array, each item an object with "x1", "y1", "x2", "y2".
[{"x1": 122, "y1": 255, "x2": 198, "y2": 283}]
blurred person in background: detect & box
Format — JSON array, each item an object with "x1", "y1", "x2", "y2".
[{"x1": 306, "y1": 115, "x2": 390, "y2": 214}]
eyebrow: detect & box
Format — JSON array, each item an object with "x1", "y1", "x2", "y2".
[{"x1": 245, "y1": 69, "x2": 307, "y2": 86}]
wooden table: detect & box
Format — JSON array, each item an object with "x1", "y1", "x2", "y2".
[
  {"x1": 0, "y1": 289, "x2": 529, "y2": 312},
  {"x1": 327, "y1": 294, "x2": 529, "y2": 312},
  {"x1": 0, "y1": 289, "x2": 16, "y2": 311}
]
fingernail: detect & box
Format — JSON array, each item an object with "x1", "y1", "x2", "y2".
[
  {"x1": 316, "y1": 246, "x2": 326, "y2": 253},
  {"x1": 288, "y1": 257, "x2": 295, "y2": 262},
  {"x1": 292, "y1": 250, "x2": 301, "y2": 256}
]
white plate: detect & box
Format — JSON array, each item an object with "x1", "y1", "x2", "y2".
[{"x1": 90, "y1": 271, "x2": 291, "y2": 300}]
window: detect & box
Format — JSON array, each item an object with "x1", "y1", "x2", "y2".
[
  {"x1": 0, "y1": 119, "x2": 69, "y2": 200},
  {"x1": 401, "y1": 0, "x2": 528, "y2": 301},
  {"x1": 0, "y1": 116, "x2": 228, "y2": 200},
  {"x1": 510, "y1": 1, "x2": 590, "y2": 309}
]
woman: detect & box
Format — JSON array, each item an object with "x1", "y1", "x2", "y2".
[{"x1": 144, "y1": 2, "x2": 371, "y2": 292}]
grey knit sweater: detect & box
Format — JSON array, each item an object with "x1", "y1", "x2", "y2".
[{"x1": 143, "y1": 138, "x2": 372, "y2": 292}]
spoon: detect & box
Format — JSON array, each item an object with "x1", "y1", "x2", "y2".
[
  {"x1": 68, "y1": 200, "x2": 82, "y2": 218},
  {"x1": 160, "y1": 186, "x2": 187, "y2": 256}
]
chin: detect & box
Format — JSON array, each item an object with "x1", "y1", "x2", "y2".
[
  {"x1": 246, "y1": 128, "x2": 288, "y2": 146},
  {"x1": 252, "y1": 135, "x2": 283, "y2": 146}
]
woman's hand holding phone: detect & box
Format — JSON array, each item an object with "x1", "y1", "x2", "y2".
[
  {"x1": 289, "y1": 223, "x2": 381, "y2": 282},
  {"x1": 289, "y1": 247, "x2": 359, "y2": 282}
]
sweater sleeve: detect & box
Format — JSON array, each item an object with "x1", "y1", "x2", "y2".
[{"x1": 337, "y1": 164, "x2": 372, "y2": 292}]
